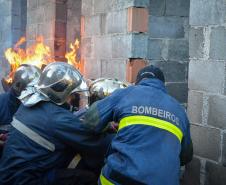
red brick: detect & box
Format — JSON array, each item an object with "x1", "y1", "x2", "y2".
[
  {"x1": 127, "y1": 7, "x2": 149, "y2": 33},
  {"x1": 126, "y1": 59, "x2": 147, "y2": 83}
]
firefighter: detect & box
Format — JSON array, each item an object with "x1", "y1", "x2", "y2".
[
  {"x1": 0, "y1": 64, "x2": 41, "y2": 153},
  {"x1": 0, "y1": 62, "x2": 112, "y2": 185},
  {"x1": 83, "y1": 65, "x2": 193, "y2": 185},
  {"x1": 0, "y1": 64, "x2": 41, "y2": 126}
]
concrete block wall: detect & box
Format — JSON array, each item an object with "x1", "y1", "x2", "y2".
[
  {"x1": 0, "y1": 0, "x2": 27, "y2": 92},
  {"x1": 147, "y1": 0, "x2": 190, "y2": 104},
  {"x1": 187, "y1": 0, "x2": 226, "y2": 184},
  {"x1": 81, "y1": 0, "x2": 150, "y2": 81}
]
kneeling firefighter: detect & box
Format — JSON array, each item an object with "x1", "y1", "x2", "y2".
[
  {"x1": 83, "y1": 65, "x2": 193, "y2": 185},
  {"x1": 0, "y1": 64, "x2": 41, "y2": 154},
  {"x1": 0, "y1": 62, "x2": 113, "y2": 185}
]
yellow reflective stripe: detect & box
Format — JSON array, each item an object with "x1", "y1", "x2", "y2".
[
  {"x1": 119, "y1": 116, "x2": 183, "y2": 142},
  {"x1": 100, "y1": 173, "x2": 114, "y2": 185}
]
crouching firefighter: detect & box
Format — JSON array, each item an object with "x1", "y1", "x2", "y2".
[
  {"x1": 0, "y1": 62, "x2": 113, "y2": 185},
  {"x1": 83, "y1": 65, "x2": 193, "y2": 185},
  {"x1": 0, "y1": 64, "x2": 41, "y2": 155}
]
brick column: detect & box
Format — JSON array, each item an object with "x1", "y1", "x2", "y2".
[{"x1": 187, "y1": 0, "x2": 226, "y2": 184}]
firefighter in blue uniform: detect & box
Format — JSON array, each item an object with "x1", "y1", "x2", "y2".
[
  {"x1": 83, "y1": 65, "x2": 193, "y2": 185},
  {"x1": 0, "y1": 62, "x2": 112, "y2": 185},
  {"x1": 0, "y1": 64, "x2": 41, "y2": 126},
  {"x1": 0, "y1": 64, "x2": 41, "y2": 153}
]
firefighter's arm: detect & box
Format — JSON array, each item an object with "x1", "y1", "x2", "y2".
[
  {"x1": 53, "y1": 111, "x2": 114, "y2": 155},
  {"x1": 83, "y1": 89, "x2": 124, "y2": 133},
  {"x1": 180, "y1": 117, "x2": 193, "y2": 166}
]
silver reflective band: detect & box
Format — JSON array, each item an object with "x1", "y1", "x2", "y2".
[
  {"x1": 11, "y1": 118, "x2": 55, "y2": 152},
  {"x1": 68, "y1": 154, "x2": 82, "y2": 169}
]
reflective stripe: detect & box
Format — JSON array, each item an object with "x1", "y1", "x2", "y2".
[
  {"x1": 68, "y1": 154, "x2": 81, "y2": 169},
  {"x1": 12, "y1": 118, "x2": 55, "y2": 152},
  {"x1": 100, "y1": 173, "x2": 114, "y2": 185},
  {"x1": 119, "y1": 116, "x2": 183, "y2": 142}
]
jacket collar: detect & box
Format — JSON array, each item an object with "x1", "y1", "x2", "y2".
[{"x1": 137, "y1": 78, "x2": 167, "y2": 93}]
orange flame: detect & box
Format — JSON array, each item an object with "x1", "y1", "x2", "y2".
[
  {"x1": 4, "y1": 36, "x2": 81, "y2": 84},
  {"x1": 65, "y1": 39, "x2": 81, "y2": 70},
  {"x1": 4, "y1": 36, "x2": 53, "y2": 83}
]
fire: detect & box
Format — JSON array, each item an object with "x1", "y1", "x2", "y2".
[
  {"x1": 4, "y1": 36, "x2": 81, "y2": 84},
  {"x1": 65, "y1": 39, "x2": 81, "y2": 70},
  {"x1": 4, "y1": 36, "x2": 53, "y2": 83}
]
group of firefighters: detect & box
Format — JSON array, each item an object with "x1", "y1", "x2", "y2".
[{"x1": 0, "y1": 62, "x2": 193, "y2": 185}]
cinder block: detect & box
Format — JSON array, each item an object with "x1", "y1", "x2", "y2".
[
  {"x1": 93, "y1": 0, "x2": 110, "y2": 14},
  {"x1": 101, "y1": 59, "x2": 127, "y2": 81},
  {"x1": 191, "y1": 124, "x2": 221, "y2": 161},
  {"x1": 106, "y1": 10, "x2": 127, "y2": 34},
  {"x1": 165, "y1": 0, "x2": 190, "y2": 16},
  {"x1": 127, "y1": 7, "x2": 148, "y2": 33},
  {"x1": 1, "y1": 16, "x2": 12, "y2": 32},
  {"x1": 188, "y1": 61, "x2": 225, "y2": 94},
  {"x1": 149, "y1": 0, "x2": 165, "y2": 16},
  {"x1": 0, "y1": 0, "x2": 12, "y2": 16},
  {"x1": 210, "y1": 27, "x2": 226, "y2": 60},
  {"x1": 168, "y1": 39, "x2": 189, "y2": 61},
  {"x1": 189, "y1": 27, "x2": 204, "y2": 59},
  {"x1": 180, "y1": 157, "x2": 200, "y2": 185},
  {"x1": 126, "y1": 59, "x2": 147, "y2": 83},
  {"x1": 84, "y1": 15, "x2": 101, "y2": 36},
  {"x1": 112, "y1": 34, "x2": 131, "y2": 58},
  {"x1": 131, "y1": 34, "x2": 148, "y2": 58},
  {"x1": 149, "y1": 61, "x2": 188, "y2": 82},
  {"x1": 81, "y1": 0, "x2": 93, "y2": 16},
  {"x1": 208, "y1": 95, "x2": 226, "y2": 129},
  {"x1": 147, "y1": 39, "x2": 164, "y2": 60},
  {"x1": 187, "y1": 90, "x2": 203, "y2": 124},
  {"x1": 84, "y1": 58, "x2": 101, "y2": 79},
  {"x1": 37, "y1": 22, "x2": 55, "y2": 39},
  {"x1": 93, "y1": 36, "x2": 112, "y2": 59},
  {"x1": 205, "y1": 162, "x2": 226, "y2": 185},
  {"x1": 113, "y1": 34, "x2": 148, "y2": 59},
  {"x1": 190, "y1": 0, "x2": 225, "y2": 26},
  {"x1": 149, "y1": 16, "x2": 185, "y2": 38},
  {"x1": 44, "y1": 3, "x2": 56, "y2": 22},
  {"x1": 166, "y1": 82, "x2": 188, "y2": 103}
]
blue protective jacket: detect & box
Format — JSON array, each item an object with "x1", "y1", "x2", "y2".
[
  {"x1": 0, "y1": 89, "x2": 20, "y2": 126},
  {"x1": 84, "y1": 79, "x2": 193, "y2": 185},
  {"x1": 0, "y1": 101, "x2": 113, "y2": 185}
]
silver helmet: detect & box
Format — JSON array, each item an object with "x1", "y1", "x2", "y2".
[
  {"x1": 37, "y1": 62, "x2": 88, "y2": 105},
  {"x1": 89, "y1": 78, "x2": 129, "y2": 104},
  {"x1": 12, "y1": 64, "x2": 41, "y2": 96}
]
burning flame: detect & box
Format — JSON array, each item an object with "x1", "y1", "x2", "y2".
[
  {"x1": 4, "y1": 36, "x2": 81, "y2": 84},
  {"x1": 4, "y1": 36, "x2": 53, "y2": 83},
  {"x1": 65, "y1": 39, "x2": 81, "y2": 70}
]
